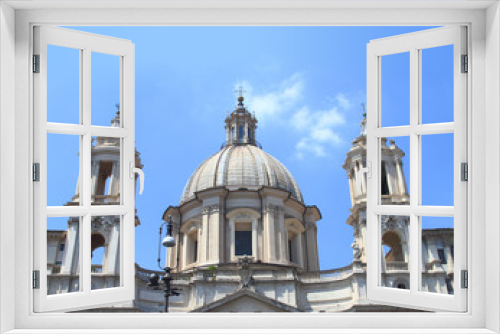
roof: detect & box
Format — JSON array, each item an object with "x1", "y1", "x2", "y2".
[{"x1": 181, "y1": 144, "x2": 303, "y2": 203}]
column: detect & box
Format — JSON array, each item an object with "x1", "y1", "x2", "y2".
[
  {"x1": 296, "y1": 232, "x2": 304, "y2": 267},
  {"x1": 62, "y1": 219, "x2": 78, "y2": 274},
  {"x1": 386, "y1": 162, "x2": 397, "y2": 196},
  {"x1": 402, "y1": 242, "x2": 409, "y2": 263},
  {"x1": 396, "y1": 161, "x2": 408, "y2": 195},
  {"x1": 348, "y1": 176, "x2": 355, "y2": 205},
  {"x1": 112, "y1": 161, "x2": 120, "y2": 199},
  {"x1": 252, "y1": 218, "x2": 258, "y2": 261},
  {"x1": 263, "y1": 204, "x2": 277, "y2": 262},
  {"x1": 208, "y1": 204, "x2": 222, "y2": 263},
  {"x1": 305, "y1": 221, "x2": 318, "y2": 271},
  {"x1": 182, "y1": 233, "x2": 189, "y2": 268},
  {"x1": 277, "y1": 206, "x2": 287, "y2": 263},
  {"x1": 229, "y1": 218, "x2": 235, "y2": 260},
  {"x1": 446, "y1": 245, "x2": 454, "y2": 273},
  {"x1": 91, "y1": 162, "x2": 99, "y2": 196},
  {"x1": 201, "y1": 207, "x2": 210, "y2": 263},
  {"x1": 353, "y1": 163, "x2": 360, "y2": 197},
  {"x1": 108, "y1": 162, "x2": 116, "y2": 196},
  {"x1": 360, "y1": 160, "x2": 367, "y2": 194},
  {"x1": 106, "y1": 220, "x2": 120, "y2": 275}
]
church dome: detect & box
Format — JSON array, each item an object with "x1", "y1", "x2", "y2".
[
  {"x1": 181, "y1": 93, "x2": 303, "y2": 204},
  {"x1": 181, "y1": 144, "x2": 303, "y2": 203}
]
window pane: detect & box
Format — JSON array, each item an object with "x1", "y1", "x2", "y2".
[
  {"x1": 381, "y1": 52, "x2": 410, "y2": 127},
  {"x1": 91, "y1": 136, "x2": 121, "y2": 205},
  {"x1": 91, "y1": 215, "x2": 121, "y2": 290},
  {"x1": 91, "y1": 52, "x2": 121, "y2": 127},
  {"x1": 421, "y1": 45, "x2": 454, "y2": 124},
  {"x1": 421, "y1": 216, "x2": 454, "y2": 294},
  {"x1": 47, "y1": 216, "x2": 80, "y2": 295},
  {"x1": 421, "y1": 133, "x2": 454, "y2": 206},
  {"x1": 47, "y1": 45, "x2": 80, "y2": 124},
  {"x1": 380, "y1": 215, "x2": 410, "y2": 290},
  {"x1": 47, "y1": 134, "x2": 80, "y2": 207},
  {"x1": 380, "y1": 136, "x2": 410, "y2": 205},
  {"x1": 235, "y1": 231, "x2": 252, "y2": 256}
]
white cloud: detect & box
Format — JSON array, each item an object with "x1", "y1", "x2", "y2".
[
  {"x1": 335, "y1": 93, "x2": 351, "y2": 110},
  {"x1": 245, "y1": 73, "x2": 304, "y2": 123},
  {"x1": 236, "y1": 75, "x2": 353, "y2": 159},
  {"x1": 292, "y1": 105, "x2": 346, "y2": 158},
  {"x1": 290, "y1": 107, "x2": 312, "y2": 131}
]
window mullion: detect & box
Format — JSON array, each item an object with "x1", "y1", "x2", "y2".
[
  {"x1": 81, "y1": 47, "x2": 92, "y2": 294},
  {"x1": 409, "y1": 47, "x2": 420, "y2": 294}
]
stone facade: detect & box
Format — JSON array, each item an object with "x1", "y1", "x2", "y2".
[{"x1": 47, "y1": 101, "x2": 454, "y2": 312}]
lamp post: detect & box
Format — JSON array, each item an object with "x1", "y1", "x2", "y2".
[{"x1": 147, "y1": 215, "x2": 180, "y2": 313}]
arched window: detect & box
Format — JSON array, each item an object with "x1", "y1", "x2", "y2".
[
  {"x1": 381, "y1": 161, "x2": 390, "y2": 195},
  {"x1": 185, "y1": 229, "x2": 199, "y2": 265},
  {"x1": 235, "y1": 222, "x2": 252, "y2": 256},
  {"x1": 238, "y1": 125, "x2": 244, "y2": 141},
  {"x1": 231, "y1": 126, "x2": 235, "y2": 140},
  {"x1": 90, "y1": 233, "x2": 106, "y2": 290}
]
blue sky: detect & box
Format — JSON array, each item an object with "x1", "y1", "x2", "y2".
[{"x1": 47, "y1": 26, "x2": 454, "y2": 270}]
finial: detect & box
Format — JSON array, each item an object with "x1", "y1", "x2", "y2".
[
  {"x1": 235, "y1": 85, "x2": 246, "y2": 107},
  {"x1": 115, "y1": 103, "x2": 120, "y2": 116}
]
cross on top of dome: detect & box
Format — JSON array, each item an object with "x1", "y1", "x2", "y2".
[{"x1": 235, "y1": 85, "x2": 247, "y2": 109}]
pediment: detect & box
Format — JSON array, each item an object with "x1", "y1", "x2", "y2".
[{"x1": 191, "y1": 289, "x2": 301, "y2": 313}]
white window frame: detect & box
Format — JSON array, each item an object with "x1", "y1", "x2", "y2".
[
  {"x1": 33, "y1": 26, "x2": 137, "y2": 313},
  {"x1": 365, "y1": 26, "x2": 467, "y2": 312},
  {"x1": 0, "y1": 2, "x2": 499, "y2": 333}
]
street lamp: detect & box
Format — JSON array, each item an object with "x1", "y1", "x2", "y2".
[{"x1": 147, "y1": 215, "x2": 181, "y2": 313}]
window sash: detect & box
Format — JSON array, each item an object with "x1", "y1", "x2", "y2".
[
  {"x1": 33, "y1": 26, "x2": 136, "y2": 313},
  {"x1": 366, "y1": 26, "x2": 468, "y2": 312}
]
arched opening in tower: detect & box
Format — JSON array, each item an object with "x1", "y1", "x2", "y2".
[
  {"x1": 381, "y1": 161, "x2": 390, "y2": 196},
  {"x1": 382, "y1": 231, "x2": 404, "y2": 262},
  {"x1": 91, "y1": 233, "x2": 106, "y2": 274}
]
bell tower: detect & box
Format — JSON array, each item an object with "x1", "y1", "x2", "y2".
[
  {"x1": 60, "y1": 109, "x2": 143, "y2": 291},
  {"x1": 343, "y1": 111, "x2": 410, "y2": 273}
]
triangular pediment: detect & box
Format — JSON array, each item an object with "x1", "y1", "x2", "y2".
[{"x1": 191, "y1": 289, "x2": 301, "y2": 313}]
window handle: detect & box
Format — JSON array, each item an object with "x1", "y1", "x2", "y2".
[
  {"x1": 130, "y1": 162, "x2": 145, "y2": 195},
  {"x1": 356, "y1": 162, "x2": 371, "y2": 195}
]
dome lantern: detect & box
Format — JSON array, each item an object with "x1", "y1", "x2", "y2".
[{"x1": 225, "y1": 88, "x2": 258, "y2": 147}]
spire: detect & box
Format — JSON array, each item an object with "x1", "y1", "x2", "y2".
[{"x1": 360, "y1": 103, "x2": 367, "y2": 136}]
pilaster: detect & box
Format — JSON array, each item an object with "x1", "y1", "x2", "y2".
[{"x1": 263, "y1": 204, "x2": 277, "y2": 262}]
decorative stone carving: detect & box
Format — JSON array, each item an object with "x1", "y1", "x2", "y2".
[
  {"x1": 381, "y1": 216, "x2": 401, "y2": 231},
  {"x1": 210, "y1": 204, "x2": 221, "y2": 213},
  {"x1": 263, "y1": 204, "x2": 276, "y2": 213},
  {"x1": 91, "y1": 217, "x2": 115, "y2": 235},
  {"x1": 351, "y1": 242, "x2": 362, "y2": 260},
  {"x1": 202, "y1": 204, "x2": 221, "y2": 214},
  {"x1": 238, "y1": 256, "x2": 254, "y2": 289}
]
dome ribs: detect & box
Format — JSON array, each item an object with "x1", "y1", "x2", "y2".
[
  {"x1": 180, "y1": 145, "x2": 304, "y2": 203},
  {"x1": 215, "y1": 146, "x2": 231, "y2": 187}
]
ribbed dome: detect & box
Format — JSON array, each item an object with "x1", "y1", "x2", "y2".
[{"x1": 181, "y1": 145, "x2": 303, "y2": 203}]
